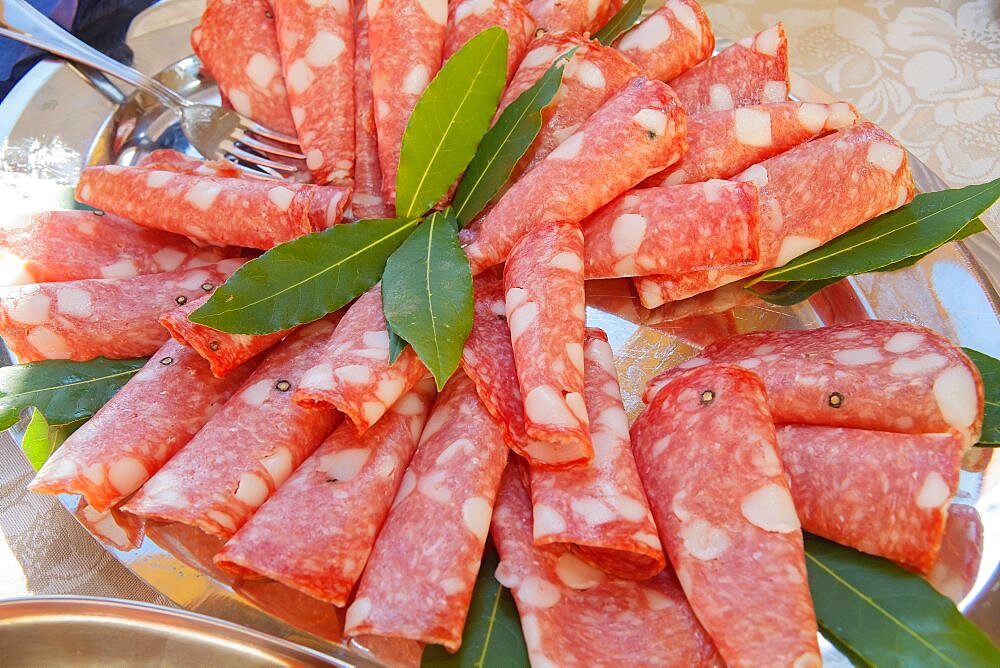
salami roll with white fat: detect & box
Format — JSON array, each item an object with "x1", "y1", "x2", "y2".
[
  {"x1": 492, "y1": 460, "x2": 722, "y2": 667},
  {"x1": 445, "y1": 0, "x2": 535, "y2": 82},
  {"x1": 613, "y1": 0, "x2": 714, "y2": 82},
  {"x1": 124, "y1": 318, "x2": 343, "y2": 539},
  {"x1": 294, "y1": 284, "x2": 428, "y2": 433},
  {"x1": 29, "y1": 339, "x2": 258, "y2": 512},
  {"x1": 529, "y1": 329, "x2": 665, "y2": 579},
  {"x1": 631, "y1": 363, "x2": 821, "y2": 667},
  {"x1": 344, "y1": 370, "x2": 508, "y2": 650},
  {"x1": 0, "y1": 259, "x2": 245, "y2": 362},
  {"x1": 215, "y1": 378, "x2": 437, "y2": 605},
  {"x1": 525, "y1": 0, "x2": 620, "y2": 35}
]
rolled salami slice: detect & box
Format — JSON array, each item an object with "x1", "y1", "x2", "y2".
[
  {"x1": 29, "y1": 339, "x2": 257, "y2": 512},
  {"x1": 525, "y1": 0, "x2": 621, "y2": 35},
  {"x1": 581, "y1": 181, "x2": 760, "y2": 278},
  {"x1": 634, "y1": 121, "x2": 915, "y2": 306},
  {"x1": 294, "y1": 285, "x2": 428, "y2": 433},
  {"x1": 274, "y1": 0, "x2": 355, "y2": 185},
  {"x1": 0, "y1": 210, "x2": 235, "y2": 286},
  {"x1": 613, "y1": 0, "x2": 714, "y2": 82},
  {"x1": 351, "y1": 0, "x2": 391, "y2": 219},
  {"x1": 137, "y1": 148, "x2": 243, "y2": 178},
  {"x1": 124, "y1": 319, "x2": 343, "y2": 539},
  {"x1": 631, "y1": 364, "x2": 821, "y2": 667},
  {"x1": 505, "y1": 222, "x2": 592, "y2": 468},
  {"x1": 492, "y1": 460, "x2": 722, "y2": 667},
  {"x1": 191, "y1": 0, "x2": 297, "y2": 136},
  {"x1": 76, "y1": 166, "x2": 350, "y2": 250},
  {"x1": 0, "y1": 258, "x2": 245, "y2": 362},
  {"x1": 215, "y1": 378, "x2": 437, "y2": 605},
  {"x1": 74, "y1": 498, "x2": 144, "y2": 552},
  {"x1": 445, "y1": 0, "x2": 535, "y2": 81},
  {"x1": 464, "y1": 76, "x2": 686, "y2": 273},
  {"x1": 160, "y1": 294, "x2": 291, "y2": 378},
  {"x1": 669, "y1": 23, "x2": 789, "y2": 116},
  {"x1": 644, "y1": 101, "x2": 861, "y2": 187},
  {"x1": 662, "y1": 320, "x2": 984, "y2": 448},
  {"x1": 529, "y1": 329, "x2": 665, "y2": 579},
  {"x1": 344, "y1": 370, "x2": 508, "y2": 650},
  {"x1": 368, "y1": 0, "x2": 447, "y2": 209},
  {"x1": 775, "y1": 424, "x2": 963, "y2": 574}
]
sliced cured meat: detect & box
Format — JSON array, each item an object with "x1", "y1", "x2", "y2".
[
  {"x1": 775, "y1": 424, "x2": 964, "y2": 574},
  {"x1": 191, "y1": 0, "x2": 297, "y2": 135},
  {"x1": 613, "y1": 0, "x2": 714, "y2": 82},
  {"x1": 930, "y1": 504, "x2": 984, "y2": 603},
  {"x1": 529, "y1": 329, "x2": 664, "y2": 579},
  {"x1": 29, "y1": 339, "x2": 257, "y2": 512},
  {"x1": 352, "y1": 0, "x2": 391, "y2": 219},
  {"x1": 504, "y1": 222, "x2": 592, "y2": 468},
  {"x1": 274, "y1": 0, "x2": 355, "y2": 185},
  {"x1": 634, "y1": 121, "x2": 915, "y2": 306},
  {"x1": 525, "y1": 0, "x2": 621, "y2": 35},
  {"x1": 215, "y1": 378, "x2": 437, "y2": 605},
  {"x1": 74, "y1": 498, "x2": 144, "y2": 552},
  {"x1": 124, "y1": 319, "x2": 343, "y2": 539},
  {"x1": 445, "y1": 0, "x2": 535, "y2": 81},
  {"x1": 669, "y1": 23, "x2": 789, "y2": 116},
  {"x1": 344, "y1": 370, "x2": 508, "y2": 650},
  {"x1": 644, "y1": 100, "x2": 861, "y2": 187},
  {"x1": 463, "y1": 76, "x2": 687, "y2": 273},
  {"x1": 294, "y1": 285, "x2": 428, "y2": 433},
  {"x1": 631, "y1": 364, "x2": 821, "y2": 667},
  {"x1": 76, "y1": 166, "x2": 350, "y2": 250},
  {"x1": 160, "y1": 294, "x2": 291, "y2": 378},
  {"x1": 0, "y1": 210, "x2": 235, "y2": 286},
  {"x1": 492, "y1": 460, "x2": 722, "y2": 667},
  {"x1": 581, "y1": 181, "x2": 760, "y2": 278},
  {"x1": 665, "y1": 320, "x2": 984, "y2": 448},
  {"x1": 368, "y1": 0, "x2": 447, "y2": 209},
  {"x1": 137, "y1": 148, "x2": 243, "y2": 178},
  {"x1": 0, "y1": 259, "x2": 245, "y2": 362}
]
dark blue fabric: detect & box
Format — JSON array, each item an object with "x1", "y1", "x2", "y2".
[{"x1": 0, "y1": 0, "x2": 156, "y2": 99}]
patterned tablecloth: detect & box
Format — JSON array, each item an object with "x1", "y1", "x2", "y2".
[{"x1": 1, "y1": 0, "x2": 998, "y2": 610}]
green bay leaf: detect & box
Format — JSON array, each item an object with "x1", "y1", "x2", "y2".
[
  {"x1": 962, "y1": 348, "x2": 999, "y2": 445},
  {"x1": 753, "y1": 178, "x2": 1000, "y2": 285},
  {"x1": 396, "y1": 27, "x2": 509, "y2": 219},
  {"x1": 452, "y1": 48, "x2": 572, "y2": 226},
  {"x1": 190, "y1": 217, "x2": 417, "y2": 335},
  {"x1": 387, "y1": 323, "x2": 407, "y2": 365},
  {"x1": 805, "y1": 534, "x2": 1000, "y2": 667},
  {"x1": 0, "y1": 357, "x2": 146, "y2": 430},
  {"x1": 421, "y1": 542, "x2": 527, "y2": 667},
  {"x1": 382, "y1": 210, "x2": 473, "y2": 389},
  {"x1": 22, "y1": 409, "x2": 86, "y2": 470},
  {"x1": 593, "y1": 0, "x2": 647, "y2": 45}
]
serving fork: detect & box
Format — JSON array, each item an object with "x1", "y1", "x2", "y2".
[{"x1": 0, "y1": 0, "x2": 304, "y2": 178}]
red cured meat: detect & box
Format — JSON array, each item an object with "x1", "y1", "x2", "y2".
[
  {"x1": 445, "y1": 0, "x2": 535, "y2": 81},
  {"x1": 124, "y1": 319, "x2": 343, "y2": 539},
  {"x1": 631, "y1": 364, "x2": 821, "y2": 667},
  {"x1": 492, "y1": 460, "x2": 722, "y2": 667},
  {"x1": 504, "y1": 222, "x2": 592, "y2": 468},
  {"x1": 930, "y1": 504, "x2": 984, "y2": 603},
  {"x1": 274, "y1": 0, "x2": 355, "y2": 185},
  {"x1": 137, "y1": 148, "x2": 243, "y2": 178},
  {"x1": 160, "y1": 294, "x2": 291, "y2": 378},
  {"x1": 344, "y1": 370, "x2": 508, "y2": 650},
  {"x1": 191, "y1": 0, "x2": 297, "y2": 136},
  {"x1": 581, "y1": 181, "x2": 760, "y2": 278},
  {"x1": 294, "y1": 285, "x2": 428, "y2": 433},
  {"x1": 525, "y1": 0, "x2": 621, "y2": 35},
  {"x1": 368, "y1": 0, "x2": 447, "y2": 209},
  {"x1": 529, "y1": 329, "x2": 665, "y2": 579},
  {"x1": 644, "y1": 100, "x2": 861, "y2": 187},
  {"x1": 613, "y1": 0, "x2": 714, "y2": 82},
  {"x1": 0, "y1": 210, "x2": 235, "y2": 286},
  {"x1": 0, "y1": 258, "x2": 245, "y2": 363},
  {"x1": 29, "y1": 339, "x2": 257, "y2": 512},
  {"x1": 634, "y1": 121, "x2": 916, "y2": 306},
  {"x1": 660, "y1": 320, "x2": 984, "y2": 448},
  {"x1": 76, "y1": 166, "x2": 350, "y2": 250},
  {"x1": 669, "y1": 23, "x2": 789, "y2": 116},
  {"x1": 215, "y1": 378, "x2": 437, "y2": 605},
  {"x1": 775, "y1": 424, "x2": 964, "y2": 574},
  {"x1": 351, "y1": 0, "x2": 391, "y2": 219},
  {"x1": 74, "y1": 498, "x2": 144, "y2": 552},
  {"x1": 463, "y1": 76, "x2": 687, "y2": 273}
]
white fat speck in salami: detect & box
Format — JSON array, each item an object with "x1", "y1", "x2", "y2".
[
  {"x1": 867, "y1": 141, "x2": 905, "y2": 173},
  {"x1": 741, "y1": 483, "x2": 801, "y2": 532},
  {"x1": 554, "y1": 553, "x2": 604, "y2": 589},
  {"x1": 933, "y1": 365, "x2": 979, "y2": 431},
  {"x1": 549, "y1": 133, "x2": 584, "y2": 160},
  {"x1": 916, "y1": 471, "x2": 951, "y2": 509},
  {"x1": 734, "y1": 107, "x2": 773, "y2": 147},
  {"x1": 11, "y1": 292, "x2": 50, "y2": 325},
  {"x1": 833, "y1": 347, "x2": 884, "y2": 366},
  {"x1": 885, "y1": 330, "x2": 924, "y2": 353}
]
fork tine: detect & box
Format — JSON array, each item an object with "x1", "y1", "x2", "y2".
[
  {"x1": 234, "y1": 131, "x2": 307, "y2": 160},
  {"x1": 232, "y1": 161, "x2": 285, "y2": 179},
  {"x1": 221, "y1": 142, "x2": 300, "y2": 172},
  {"x1": 238, "y1": 117, "x2": 301, "y2": 146}
]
